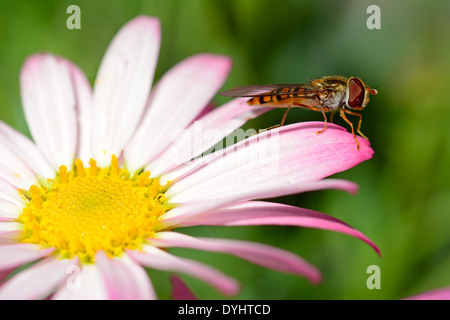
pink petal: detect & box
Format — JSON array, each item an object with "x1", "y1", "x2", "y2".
[
  {"x1": 165, "y1": 122, "x2": 372, "y2": 205},
  {"x1": 0, "y1": 198, "x2": 24, "y2": 222},
  {"x1": 193, "y1": 103, "x2": 215, "y2": 122},
  {"x1": 127, "y1": 246, "x2": 239, "y2": 296},
  {"x1": 171, "y1": 201, "x2": 380, "y2": 256},
  {"x1": 161, "y1": 179, "x2": 358, "y2": 225},
  {"x1": 67, "y1": 62, "x2": 93, "y2": 164},
  {"x1": 0, "y1": 243, "x2": 54, "y2": 271},
  {"x1": 0, "y1": 120, "x2": 55, "y2": 179},
  {"x1": 159, "y1": 153, "x2": 215, "y2": 186},
  {"x1": 0, "y1": 231, "x2": 22, "y2": 245},
  {"x1": 0, "y1": 269, "x2": 12, "y2": 282},
  {"x1": 20, "y1": 54, "x2": 78, "y2": 169},
  {"x1": 0, "y1": 256, "x2": 76, "y2": 300},
  {"x1": 150, "y1": 232, "x2": 321, "y2": 284},
  {"x1": 0, "y1": 178, "x2": 26, "y2": 207},
  {"x1": 404, "y1": 288, "x2": 450, "y2": 300},
  {"x1": 95, "y1": 251, "x2": 156, "y2": 300},
  {"x1": 147, "y1": 98, "x2": 269, "y2": 176},
  {"x1": 124, "y1": 53, "x2": 232, "y2": 172},
  {"x1": 0, "y1": 141, "x2": 39, "y2": 190},
  {"x1": 0, "y1": 222, "x2": 23, "y2": 244},
  {"x1": 0, "y1": 199, "x2": 23, "y2": 222},
  {"x1": 91, "y1": 16, "x2": 161, "y2": 167},
  {"x1": 0, "y1": 222, "x2": 22, "y2": 232},
  {"x1": 52, "y1": 264, "x2": 108, "y2": 300},
  {"x1": 170, "y1": 275, "x2": 197, "y2": 300}
]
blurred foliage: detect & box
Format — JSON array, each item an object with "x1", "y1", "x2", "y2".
[{"x1": 1, "y1": 0, "x2": 449, "y2": 300}]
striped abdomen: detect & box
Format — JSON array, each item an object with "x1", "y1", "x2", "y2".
[{"x1": 248, "y1": 86, "x2": 315, "y2": 106}]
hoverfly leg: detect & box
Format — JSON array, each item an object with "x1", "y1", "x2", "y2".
[
  {"x1": 259, "y1": 103, "x2": 293, "y2": 133},
  {"x1": 280, "y1": 103, "x2": 293, "y2": 126},
  {"x1": 339, "y1": 108, "x2": 360, "y2": 151},
  {"x1": 259, "y1": 124, "x2": 280, "y2": 133},
  {"x1": 316, "y1": 107, "x2": 328, "y2": 134},
  {"x1": 343, "y1": 109, "x2": 369, "y2": 141},
  {"x1": 329, "y1": 110, "x2": 335, "y2": 123}
]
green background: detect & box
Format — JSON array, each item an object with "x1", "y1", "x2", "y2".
[{"x1": 1, "y1": 0, "x2": 449, "y2": 299}]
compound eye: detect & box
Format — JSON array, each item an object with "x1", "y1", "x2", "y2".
[{"x1": 348, "y1": 78, "x2": 365, "y2": 108}]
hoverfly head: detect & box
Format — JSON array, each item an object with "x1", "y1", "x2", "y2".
[{"x1": 346, "y1": 77, "x2": 377, "y2": 110}]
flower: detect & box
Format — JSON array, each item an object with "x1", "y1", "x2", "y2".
[{"x1": 0, "y1": 15, "x2": 378, "y2": 300}]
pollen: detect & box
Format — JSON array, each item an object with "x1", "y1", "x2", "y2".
[{"x1": 19, "y1": 156, "x2": 169, "y2": 263}]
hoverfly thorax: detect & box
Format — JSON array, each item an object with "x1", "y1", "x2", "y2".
[{"x1": 346, "y1": 77, "x2": 378, "y2": 110}]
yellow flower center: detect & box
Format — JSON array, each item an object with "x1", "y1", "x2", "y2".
[{"x1": 19, "y1": 156, "x2": 168, "y2": 263}]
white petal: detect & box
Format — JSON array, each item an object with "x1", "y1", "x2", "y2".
[
  {"x1": 0, "y1": 199, "x2": 23, "y2": 221},
  {"x1": 0, "y1": 243, "x2": 54, "y2": 271},
  {"x1": 0, "y1": 142, "x2": 39, "y2": 190},
  {"x1": 0, "y1": 120, "x2": 55, "y2": 179},
  {"x1": 0, "y1": 256, "x2": 76, "y2": 300},
  {"x1": 20, "y1": 54, "x2": 78, "y2": 169},
  {"x1": 95, "y1": 251, "x2": 156, "y2": 300},
  {"x1": 0, "y1": 222, "x2": 23, "y2": 232},
  {"x1": 91, "y1": 16, "x2": 161, "y2": 167},
  {"x1": 0, "y1": 178, "x2": 26, "y2": 207},
  {"x1": 147, "y1": 98, "x2": 269, "y2": 176},
  {"x1": 52, "y1": 264, "x2": 107, "y2": 300},
  {"x1": 124, "y1": 54, "x2": 232, "y2": 172}
]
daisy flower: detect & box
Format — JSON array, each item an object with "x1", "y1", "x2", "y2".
[{"x1": 0, "y1": 15, "x2": 378, "y2": 300}]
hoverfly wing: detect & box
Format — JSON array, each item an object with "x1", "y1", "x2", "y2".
[
  {"x1": 220, "y1": 84, "x2": 323, "y2": 109},
  {"x1": 219, "y1": 85, "x2": 279, "y2": 97},
  {"x1": 219, "y1": 84, "x2": 316, "y2": 98}
]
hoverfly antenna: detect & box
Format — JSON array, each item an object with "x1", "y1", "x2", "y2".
[{"x1": 369, "y1": 88, "x2": 378, "y2": 95}]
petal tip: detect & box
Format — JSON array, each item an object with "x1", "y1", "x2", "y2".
[
  {"x1": 309, "y1": 271, "x2": 323, "y2": 285},
  {"x1": 21, "y1": 53, "x2": 70, "y2": 80},
  {"x1": 223, "y1": 280, "x2": 241, "y2": 297},
  {"x1": 374, "y1": 246, "x2": 382, "y2": 257},
  {"x1": 125, "y1": 15, "x2": 161, "y2": 36},
  {"x1": 20, "y1": 53, "x2": 51, "y2": 77},
  {"x1": 357, "y1": 137, "x2": 375, "y2": 158},
  {"x1": 191, "y1": 53, "x2": 233, "y2": 76}
]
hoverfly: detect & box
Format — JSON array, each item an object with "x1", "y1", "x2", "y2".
[{"x1": 219, "y1": 76, "x2": 378, "y2": 150}]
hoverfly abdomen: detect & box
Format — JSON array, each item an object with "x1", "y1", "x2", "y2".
[
  {"x1": 247, "y1": 96, "x2": 262, "y2": 105},
  {"x1": 247, "y1": 87, "x2": 298, "y2": 106},
  {"x1": 277, "y1": 87, "x2": 292, "y2": 100},
  {"x1": 248, "y1": 95, "x2": 273, "y2": 106}
]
